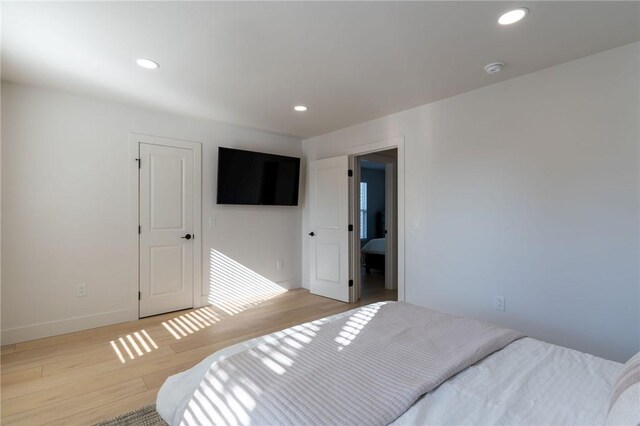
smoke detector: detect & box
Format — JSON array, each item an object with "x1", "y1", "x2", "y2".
[{"x1": 484, "y1": 62, "x2": 504, "y2": 74}]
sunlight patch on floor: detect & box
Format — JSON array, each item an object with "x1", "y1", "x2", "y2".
[
  {"x1": 208, "y1": 249, "x2": 286, "y2": 316},
  {"x1": 120, "y1": 248, "x2": 293, "y2": 352},
  {"x1": 161, "y1": 306, "x2": 221, "y2": 340},
  {"x1": 109, "y1": 329, "x2": 158, "y2": 363}
]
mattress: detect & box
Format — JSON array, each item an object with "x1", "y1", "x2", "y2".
[
  {"x1": 157, "y1": 306, "x2": 622, "y2": 426},
  {"x1": 361, "y1": 237, "x2": 386, "y2": 255}
]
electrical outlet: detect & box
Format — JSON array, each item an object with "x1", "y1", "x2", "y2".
[
  {"x1": 77, "y1": 283, "x2": 87, "y2": 297},
  {"x1": 494, "y1": 296, "x2": 505, "y2": 311},
  {"x1": 208, "y1": 217, "x2": 216, "y2": 227},
  {"x1": 276, "y1": 260, "x2": 283, "y2": 270}
]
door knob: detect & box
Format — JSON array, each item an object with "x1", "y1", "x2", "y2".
[
  {"x1": 181, "y1": 234, "x2": 193, "y2": 240},
  {"x1": 309, "y1": 232, "x2": 315, "y2": 237}
]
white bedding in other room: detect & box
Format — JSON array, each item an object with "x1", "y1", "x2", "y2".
[
  {"x1": 157, "y1": 306, "x2": 622, "y2": 426},
  {"x1": 361, "y1": 237, "x2": 385, "y2": 255}
]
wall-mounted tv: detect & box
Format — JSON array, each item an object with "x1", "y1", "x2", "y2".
[{"x1": 217, "y1": 147, "x2": 300, "y2": 206}]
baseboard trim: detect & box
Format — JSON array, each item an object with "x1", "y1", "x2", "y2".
[
  {"x1": 1, "y1": 308, "x2": 137, "y2": 345},
  {"x1": 198, "y1": 280, "x2": 302, "y2": 307},
  {"x1": 274, "y1": 279, "x2": 301, "y2": 290}
]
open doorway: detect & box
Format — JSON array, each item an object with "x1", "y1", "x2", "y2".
[
  {"x1": 353, "y1": 148, "x2": 398, "y2": 303},
  {"x1": 308, "y1": 137, "x2": 403, "y2": 304}
]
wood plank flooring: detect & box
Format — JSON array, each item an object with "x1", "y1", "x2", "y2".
[{"x1": 1, "y1": 288, "x2": 396, "y2": 425}]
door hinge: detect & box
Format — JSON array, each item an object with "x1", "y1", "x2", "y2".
[
  {"x1": 138, "y1": 225, "x2": 141, "y2": 234},
  {"x1": 138, "y1": 291, "x2": 141, "y2": 300},
  {"x1": 135, "y1": 158, "x2": 141, "y2": 169},
  {"x1": 348, "y1": 169, "x2": 353, "y2": 177},
  {"x1": 349, "y1": 279, "x2": 354, "y2": 287},
  {"x1": 348, "y1": 224, "x2": 353, "y2": 232}
]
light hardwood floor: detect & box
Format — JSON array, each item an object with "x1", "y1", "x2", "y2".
[{"x1": 1, "y1": 288, "x2": 396, "y2": 425}]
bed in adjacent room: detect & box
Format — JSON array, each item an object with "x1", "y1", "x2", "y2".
[
  {"x1": 361, "y1": 237, "x2": 385, "y2": 272},
  {"x1": 156, "y1": 302, "x2": 634, "y2": 426}
]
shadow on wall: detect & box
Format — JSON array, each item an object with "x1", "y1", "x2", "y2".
[{"x1": 208, "y1": 249, "x2": 286, "y2": 315}]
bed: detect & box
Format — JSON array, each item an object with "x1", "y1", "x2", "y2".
[
  {"x1": 361, "y1": 237, "x2": 385, "y2": 272},
  {"x1": 157, "y1": 302, "x2": 631, "y2": 426}
]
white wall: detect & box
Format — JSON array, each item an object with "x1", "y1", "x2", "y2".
[
  {"x1": 1, "y1": 82, "x2": 302, "y2": 344},
  {"x1": 303, "y1": 42, "x2": 640, "y2": 362}
]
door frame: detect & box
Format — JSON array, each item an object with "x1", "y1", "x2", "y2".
[
  {"x1": 384, "y1": 160, "x2": 397, "y2": 290},
  {"x1": 348, "y1": 136, "x2": 405, "y2": 302},
  {"x1": 130, "y1": 133, "x2": 203, "y2": 318},
  {"x1": 352, "y1": 152, "x2": 397, "y2": 291}
]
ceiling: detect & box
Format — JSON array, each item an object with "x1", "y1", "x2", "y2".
[
  {"x1": 2, "y1": 2, "x2": 639, "y2": 139},
  {"x1": 361, "y1": 160, "x2": 386, "y2": 171}
]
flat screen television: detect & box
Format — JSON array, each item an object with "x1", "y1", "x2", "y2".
[{"x1": 217, "y1": 147, "x2": 301, "y2": 206}]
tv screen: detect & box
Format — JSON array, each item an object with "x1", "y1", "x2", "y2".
[{"x1": 217, "y1": 147, "x2": 301, "y2": 206}]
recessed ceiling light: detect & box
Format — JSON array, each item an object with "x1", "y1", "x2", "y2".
[
  {"x1": 498, "y1": 8, "x2": 528, "y2": 25},
  {"x1": 293, "y1": 105, "x2": 308, "y2": 112},
  {"x1": 136, "y1": 58, "x2": 159, "y2": 69}
]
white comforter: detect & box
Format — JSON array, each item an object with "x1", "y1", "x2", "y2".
[
  {"x1": 393, "y1": 337, "x2": 621, "y2": 425},
  {"x1": 157, "y1": 306, "x2": 622, "y2": 426}
]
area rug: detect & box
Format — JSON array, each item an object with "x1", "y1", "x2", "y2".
[{"x1": 94, "y1": 404, "x2": 167, "y2": 426}]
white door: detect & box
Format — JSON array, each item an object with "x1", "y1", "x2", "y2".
[
  {"x1": 139, "y1": 142, "x2": 196, "y2": 317},
  {"x1": 309, "y1": 156, "x2": 350, "y2": 302}
]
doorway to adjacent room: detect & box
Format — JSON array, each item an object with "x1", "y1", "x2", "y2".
[{"x1": 353, "y1": 148, "x2": 398, "y2": 302}]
